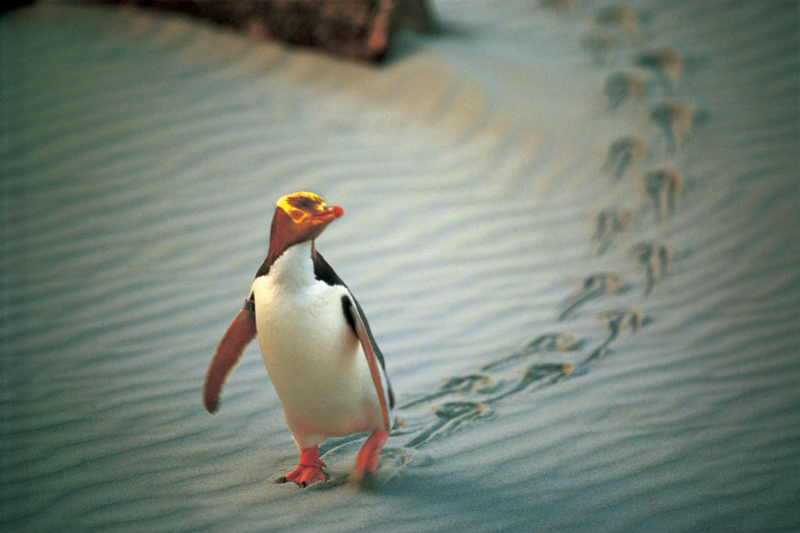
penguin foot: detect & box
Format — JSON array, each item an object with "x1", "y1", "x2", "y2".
[
  {"x1": 353, "y1": 430, "x2": 388, "y2": 481},
  {"x1": 279, "y1": 446, "x2": 328, "y2": 487}
]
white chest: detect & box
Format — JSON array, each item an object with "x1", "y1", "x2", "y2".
[{"x1": 250, "y1": 243, "x2": 381, "y2": 445}]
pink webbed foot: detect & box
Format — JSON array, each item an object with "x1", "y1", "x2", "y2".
[
  {"x1": 353, "y1": 430, "x2": 388, "y2": 482},
  {"x1": 279, "y1": 446, "x2": 328, "y2": 487}
]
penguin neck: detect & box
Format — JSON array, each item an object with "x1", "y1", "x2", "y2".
[
  {"x1": 256, "y1": 234, "x2": 319, "y2": 279},
  {"x1": 266, "y1": 240, "x2": 316, "y2": 288}
]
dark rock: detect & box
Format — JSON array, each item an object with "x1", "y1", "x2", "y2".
[{"x1": 96, "y1": 0, "x2": 435, "y2": 62}]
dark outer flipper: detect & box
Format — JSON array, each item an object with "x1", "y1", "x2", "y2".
[
  {"x1": 203, "y1": 300, "x2": 257, "y2": 413},
  {"x1": 345, "y1": 295, "x2": 392, "y2": 433}
]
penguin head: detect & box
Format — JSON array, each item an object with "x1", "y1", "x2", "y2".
[{"x1": 268, "y1": 192, "x2": 344, "y2": 258}]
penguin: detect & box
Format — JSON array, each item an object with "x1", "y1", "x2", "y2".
[{"x1": 202, "y1": 192, "x2": 394, "y2": 487}]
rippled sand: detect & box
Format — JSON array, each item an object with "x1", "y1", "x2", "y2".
[{"x1": 3, "y1": 1, "x2": 799, "y2": 532}]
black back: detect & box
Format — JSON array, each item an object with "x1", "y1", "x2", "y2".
[{"x1": 314, "y1": 252, "x2": 395, "y2": 410}]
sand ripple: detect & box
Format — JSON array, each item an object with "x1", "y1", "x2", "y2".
[{"x1": 2, "y1": 1, "x2": 799, "y2": 532}]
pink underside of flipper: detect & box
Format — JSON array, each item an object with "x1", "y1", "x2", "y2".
[
  {"x1": 203, "y1": 308, "x2": 257, "y2": 413},
  {"x1": 348, "y1": 303, "x2": 391, "y2": 433}
]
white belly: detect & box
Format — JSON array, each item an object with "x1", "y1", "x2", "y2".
[{"x1": 251, "y1": 250, "x2": 383, "y2": 449}]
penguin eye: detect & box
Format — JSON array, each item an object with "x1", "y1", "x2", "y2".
[{"x1": 290, "y1": 210, "x2": 305, "y2": 222}]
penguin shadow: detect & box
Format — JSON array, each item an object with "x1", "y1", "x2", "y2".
[{"x1": 559, "y1": 272, "x2": 630, "y2": 320}]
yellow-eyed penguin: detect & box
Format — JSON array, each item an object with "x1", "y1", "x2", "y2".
[{"x1": 202, "y1": 192, "x2": 394, "y2": 486}]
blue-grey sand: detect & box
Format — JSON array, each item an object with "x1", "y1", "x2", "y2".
[{"x1": 2, "y1": 1, "x2": 799, "y2": 532}]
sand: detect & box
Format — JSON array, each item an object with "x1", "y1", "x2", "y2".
[{"x1": 2, "y1": 1, "x2": 799, "y2": 532}]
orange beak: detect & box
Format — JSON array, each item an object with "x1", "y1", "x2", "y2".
[{"x1": 310, "y1": 205, "x2": 345, "y2": 224}]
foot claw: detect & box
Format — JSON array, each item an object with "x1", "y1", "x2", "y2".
[{"x1": 280, "y1": 464, "x2": 327, "y2": 486}]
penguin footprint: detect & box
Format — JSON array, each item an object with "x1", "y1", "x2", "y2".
[
  {"x1": 605, "y1": 72, "x2": 646, "y2": 110},
  {"x1": 594, "y1": 208, "x2": 635, "y2": 255},
  {"x1": 379, "y1": 447, "x2": 433, "y2": 475},
  {"x1": 488, "y1": 363, "x2": 574, "y2": 403},
  {"x1": 399, "y1": 374, "x2": 498, "y2": 409},
  {"x1": 637, "y1": 49, "x2": 683, "y2": 93},
  {"x1": 632, "y1": 241, "x2": 673, "y2": 294},
  {"x1": 646, "y1": 169, "x2": 683, "y2": 221},
  {"x1": 650, "y1": 102, "x2": 694, "y2": 155},
  {"x1": 441, "y1": 374, "x2": 500, "y2": 395},
  {"x1": 483, "y1": 332, "x2": 581, "y2": 371},
  {"x1": 404, "y1": 401, "x2": 494, "y2": 449},
  {"x1": 605, "y1": 136, "x2": 648, "y2": 181},
  {"x1": 560, "y1": 272, "x2": 630, "y2": 320},
  {"x1": 585, "y1": 308, "x2": 652, "y2": 362}
]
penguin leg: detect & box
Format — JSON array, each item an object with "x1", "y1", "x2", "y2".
[
  {"x1": 279, "y1": 446, "x2": 328, "y2": 487},
  {"x1": 353, "y1": 429, "x2": 388, "y2": 481}
]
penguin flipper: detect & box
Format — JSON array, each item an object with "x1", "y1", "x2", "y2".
[
  {"x1": 203, "y1": 302, "x2": 257, "y2": 413},
  {"x1": 345, "y1": 295, "x2": 391, "y2": 433}
]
